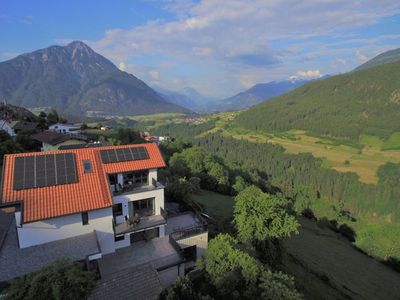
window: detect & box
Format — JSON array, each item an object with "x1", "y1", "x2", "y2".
[
  {"x1": 82, "y1": 212, "x2": 89, "y2": 225},
  {"x1": 109, "y1": 174, "x2": 117, "y2": 185},
  {"x1": 112, "y1": 203, "x2": 123, "y2": 216},
  {"x1": 83, "y1": 160, "x2": 92, "y2": 173},
  {"x1": 129, "y1": 198, "x2": 154, "y2": 217},
  {"x1": 123, "y1": 170, "x2": 148, "y2": 186},
  {"x1": 114, "y1": 235, "x2": 125, "y2": 242}
]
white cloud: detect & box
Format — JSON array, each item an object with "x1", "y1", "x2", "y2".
[
  {"x1": 118, "y1": 62, "x2": 126, "y2": 71},
  {"x1": 356, "y1": 51, "x2": 368, "y2": 62},
  {"x1": 296, "y1": 70, "x2": 322, "y2": 79},
  {"x1": 192, "y1": 47, "x2": 213, "y2": 56},
  {"x1": 81, "y1": 0, "x2": 400, "y2": 96},
  {"x1": 335, "y1": 58, "x2": 347, "y2": 65},
  {"x1": 149, "y1": 70, "x2": 160, "y2": 81}
]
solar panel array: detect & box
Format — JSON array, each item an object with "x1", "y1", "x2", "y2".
[
  {"x1": 100, "y1": 147, "x2": 150, "y2": 164},
  {"x1": 13, "y1": 153, "x2": 78, "y2": 190}
]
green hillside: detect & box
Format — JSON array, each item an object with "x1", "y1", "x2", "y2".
[
  {"x1": 355, "y1": 48, "x2": 400, "y2": 71},
  {"x1": 235, "y1": 60, "x2": 400, "y2": 140}
]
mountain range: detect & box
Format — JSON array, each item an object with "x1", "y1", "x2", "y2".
[
  {"x1": 213, "y1": 79, "x2": 309, "y2": 111},
  {"x1": 0, "y1": 41, "x2": 188, "y2": 117},
  {"x1": 235, "y1": 47, "x2": 400, "y2": 140},
  {"x1": 154, "y1": 86, "x2": 217, "y2": 113}
]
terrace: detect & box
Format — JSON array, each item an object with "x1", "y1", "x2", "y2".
[{"x1": 113, "y1": 214, "x2": 166, "y2": 236}]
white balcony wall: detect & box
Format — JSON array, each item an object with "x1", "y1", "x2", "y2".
[{"x1": 16, "y1": 207, "x2": 115, "y2": 254}]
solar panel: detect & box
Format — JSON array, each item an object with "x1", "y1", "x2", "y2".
[
  {"x1": 99, "y1": 147, "x2": 150, "y2": 164},
  {"x1": 13, "y1": 153, "x2": 78, "y2": 190}
]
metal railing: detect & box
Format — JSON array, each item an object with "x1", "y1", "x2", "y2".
[{"x1": 169, "y1": 224, "x2": 207, "y2": 241}]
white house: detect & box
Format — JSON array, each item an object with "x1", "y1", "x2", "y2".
[
  {"x1": 49, "y1": 123, "x2": 81, "y2": 134},
  {"x1": 0, "y1": 119, "x2": 15, "y2": 136},
  {"x1": 0, "y1": 143, "x2": 207, "y2": 284}
]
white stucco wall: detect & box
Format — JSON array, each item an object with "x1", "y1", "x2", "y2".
[
  {"x1": 177, "y1": 232, "x2": 208, "y2": 257},
  {"x1": 49, "y1": 124, "x2": 80, "y2": 134},
  {"x1": 0, "y1": 121, "x2": 15, "y2": 136},
  {"x1": 16, "y1": 207, "x2": 115, "y2": 254}
]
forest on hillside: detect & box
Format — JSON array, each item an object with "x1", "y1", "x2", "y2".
[
  {"x1": 235, "y1": 61, "x2": 400, "y2": 140},
  {"x1": 153, "y1": 123, "x2": 400, "y2": 260}
]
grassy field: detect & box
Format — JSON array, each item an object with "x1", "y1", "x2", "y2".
[
  {"x1": 283, "y1": 218, "x2": 400, "y2": 300},
  {"x1": 191, "y1": 189, "x2": 400, "y2": 300},
  {"x1": 182, "y1": 112, "x2": 400, "y2": 184},
  {"x1": 190, "y1": 189, "x2": 234, "y2": 219}
]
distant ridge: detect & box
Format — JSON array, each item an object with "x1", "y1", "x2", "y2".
[
  {"x1": 355, "y1": 48, "x2": 400, "y2": 71},
  {"x1": 0, "y1": 41, "x2": 189, "y2": 117},
  {"x1": 214, "y1": 79, "x2": 309, "y2": 111},
  {"x1": 236, "y1": 59, "x2": 400, "y2": 140}
]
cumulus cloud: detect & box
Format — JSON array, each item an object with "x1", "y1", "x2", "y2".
[
  {"x1": 118, "y1": 62, "x2": 126, "y2": 71},
  {"x1": 356, "y1": 51, "x2": 368, "y2": 62},
  {"x1": 149, "y1": 70, "x2": 160, "y2": 81},
  {"x1": 335, "y1": 58, "x2": 347, "y2": 65},
  {"x1": 82, "y1": 0, "x2": 400, "y2": 96},
  {"x1": 295, "y1": 70, "x2": 322, "y2": 79}
]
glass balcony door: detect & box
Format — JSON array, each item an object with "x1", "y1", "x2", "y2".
[{"x1": 128, "y1": 198, "x2": 155, "y2": 218}]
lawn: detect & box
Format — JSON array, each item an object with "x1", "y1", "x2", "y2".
[
  {"x1": 190, "y1": 189, "x2": 234, "y2": 220},
  {"x1": 283, "y1": 218, "x2": 400, "y2": 300}
]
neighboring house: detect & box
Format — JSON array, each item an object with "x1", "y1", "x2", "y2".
[
  {"x1": 0, "y1": 143, "x2": 208, "y2": 287},
  {"x1": 49, "y1": 123, "x2": 81, "y2": 135},
  {"x1": 0, "y1": 119, "x2": 15, "y2": 136},
  {"x1": 32, "y1": 130, "x2": 88, "y2": 151},
  {"x1": 9, "y1": 120, "x2": 38, "y2": 135}
]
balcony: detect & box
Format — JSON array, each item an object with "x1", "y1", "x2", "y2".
[
  {"x1": 112, "y1": 179, "x2": 164, "y2": 196},
  {"x1": 113, "y1": 214, "x2": 166, "y2": 236}
]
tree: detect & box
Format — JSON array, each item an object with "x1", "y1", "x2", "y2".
[
  {"x1": 46, "y1": 109, "x2": 59, "y2": 125},
  {"x1": 159, "y1": 276, "x2": 203, "y2": 300},
  {"x1": 232, "y1": 176, "x2": 248, "y2": 194},
  {"x1": 234, "y1": 186, "x2": 299, "y2": 243},
  {"x1": 198, "y1": 234, "x2": 261, "y2": 287},
  {"x1": 0, "y1": 130, "x2": 23, "y2": 162},
  {"x1": 4, "y1": 258, "x2": 95, "y2": 300},
  {"x1": 259, "y1": 270, "x2": 303, "y2": 300},
  {"x1": 198, "y1": 234, "x2": 303, "y2": 299},
  {"x1": 38, "y1": 111, "x2": 47, "y2": 129}
]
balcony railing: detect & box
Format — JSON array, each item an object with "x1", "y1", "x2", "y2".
[
  {"x1": 112, "y1": 180, "x2": 164, "y2": 196},
  {"x1": 169, "y1": 224, "x2": 207, "y2": 242},
  {"x1": 113, "y1": 209, "x2": 166, "y2": 236}
]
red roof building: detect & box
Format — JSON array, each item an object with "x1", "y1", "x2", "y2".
[{"x1": 0, "y1": 143, "x2": 165, "y2": 223}]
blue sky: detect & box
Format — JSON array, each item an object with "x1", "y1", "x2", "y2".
[{"x1": 1, "y1": 0, "x2": 400, "y2": 97}]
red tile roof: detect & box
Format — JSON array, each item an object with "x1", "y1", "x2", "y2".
[{"x1": 1, "y1": 143, "x2": 165, "y2": 223}]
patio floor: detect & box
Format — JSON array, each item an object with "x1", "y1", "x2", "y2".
[
  {"x1": 165, "y1": 212, "x2": 203, "y2": 235},
  {"x1": 98, "y1": 236, "x2": 182, "y2": 277},
  {"x1": 114, "y1": 215, "x2": 166, "y2": 235}
]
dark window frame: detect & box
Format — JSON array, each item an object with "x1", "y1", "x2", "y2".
[
  {"x1": 114, "y1": 235, "x2": 125, "y2": 242},
  {"x1": 82, "y1": 211, "x2": 89, "y2": 225},
  {"x1": 112, "y1": 203, "x2": 123, "y2": 216}
]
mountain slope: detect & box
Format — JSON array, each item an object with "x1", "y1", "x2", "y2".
[
  {"x1": 214, "y1": 80, "x2": 308, "y2": 111},
  {"x1": 355, "y1": 48, "x2": 400, "y2": 71},
  {"x1": 155, "y1": 86, "x2": 216, "y2": 113},
  {"x1": 0, "y1": 41, "x2": 188, "y2": 116},
  {"x1": 235, "y1": 60, "x2": 400, "y2": 140}
]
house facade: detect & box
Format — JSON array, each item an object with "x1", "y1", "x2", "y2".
[
  {"x1": 32, "y1": 130, "x2": 88, "y2": 151},
  {"x1": 49, "y1": 123, "x2": 81, "y2": 134},
  {"x1": 0, "y1": 143, "x2": 207, "y2": 283},
  {"x1": 0, "y1": 119, "x2": 15, "y2": 136}
]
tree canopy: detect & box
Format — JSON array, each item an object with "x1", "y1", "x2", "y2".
[
  {"x1": 234, "y1": 186, "x2": 299, "y2": 243},
  {"x1": 4, "y1": 258, "x2": 95, "y2": 300}
]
